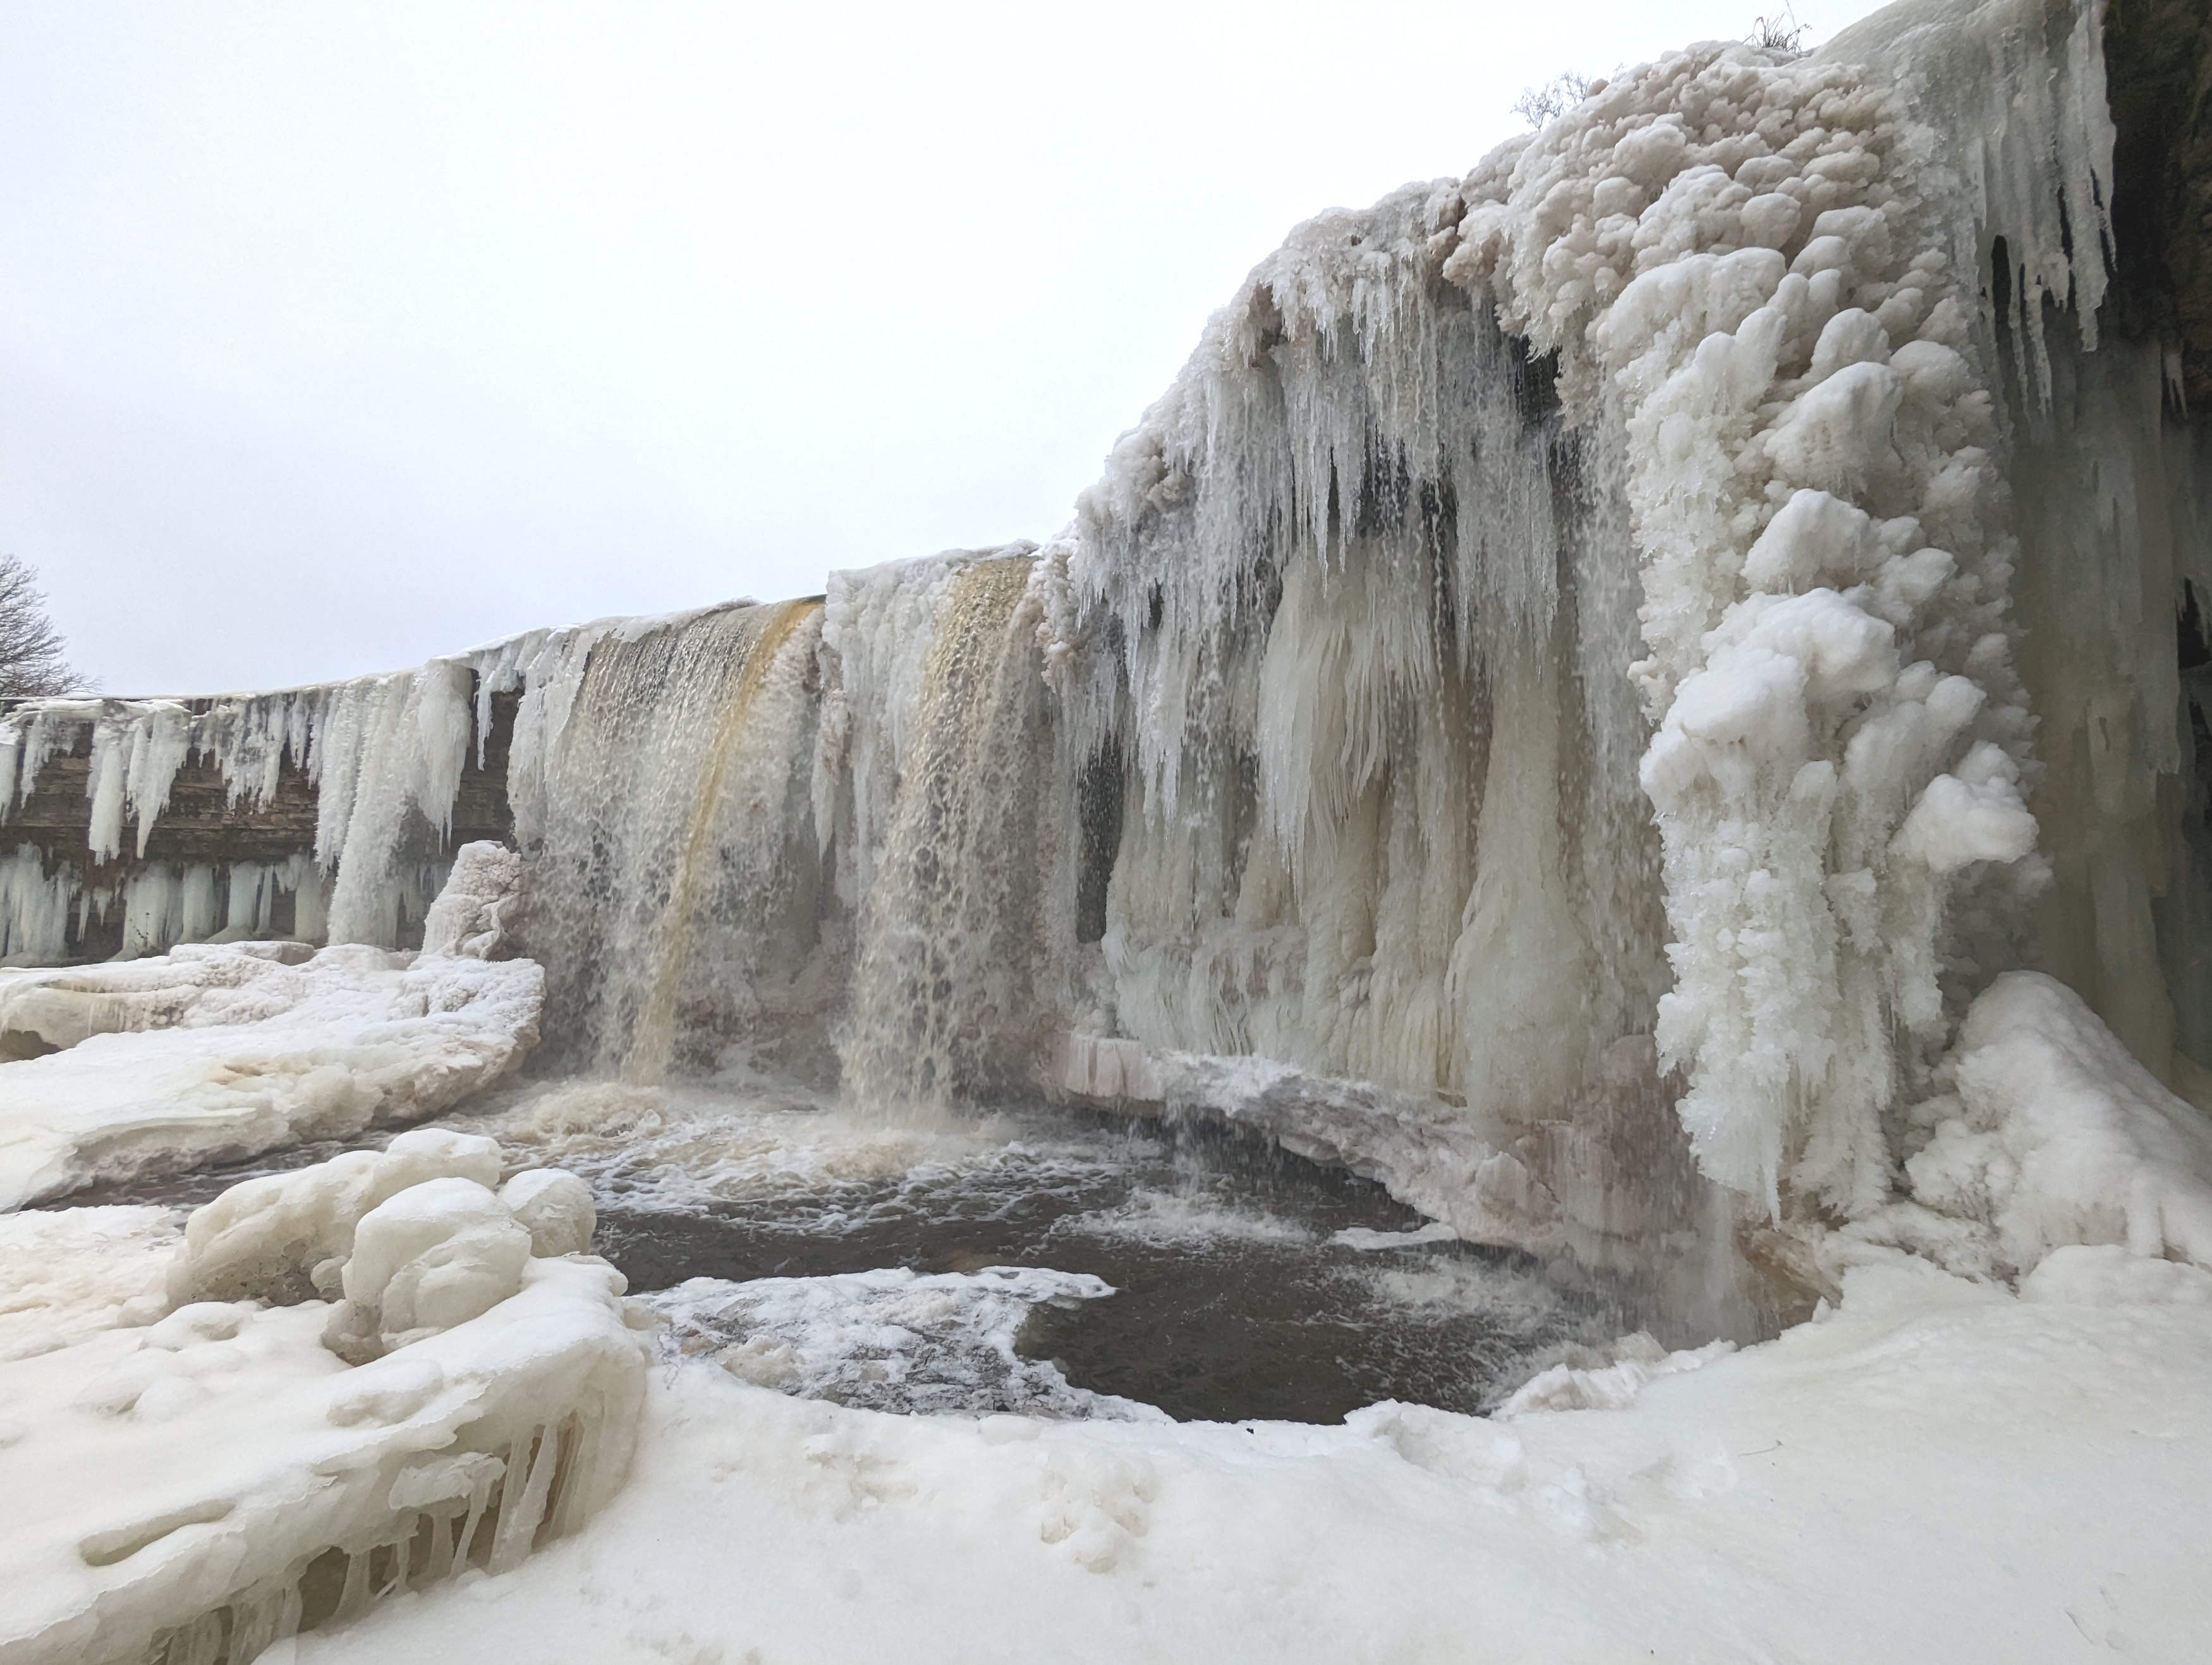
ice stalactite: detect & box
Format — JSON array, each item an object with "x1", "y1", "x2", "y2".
[
  {"x1": 1, "y1": 844, "x2": 78, "y2": 966},
  {"x1": 1041, "y1": 188, "x2": 1668, "y2": 1124}
]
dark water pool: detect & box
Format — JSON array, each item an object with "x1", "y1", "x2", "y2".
[{"x1": 57, "y1": 1087, "x2": 1622, "y2": 1424}]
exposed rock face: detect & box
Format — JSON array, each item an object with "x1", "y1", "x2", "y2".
[{"x1": 2105, "y1": 0, "x2": 2212, "y2": 411}]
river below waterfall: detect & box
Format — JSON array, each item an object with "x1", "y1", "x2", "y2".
[{"x1": 58, "y1": 1079, "x2": 1624, "y2": 1424}]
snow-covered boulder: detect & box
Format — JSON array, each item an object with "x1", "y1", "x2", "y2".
[
  {"x1": 0, "y1": 1142, "x2": 647, "y2": 1665},
  {"x1": 0, "y1": 858, "x2": 543, "y2": 1211}
]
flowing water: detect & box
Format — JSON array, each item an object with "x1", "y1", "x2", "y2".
[{"x1": 63, "y1": 1075, "x2": 1623, "y2": 1425}]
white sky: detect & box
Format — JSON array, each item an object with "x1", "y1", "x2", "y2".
[{"x1": 1, "y1": 0, "x2": 1890, "y2": 694}]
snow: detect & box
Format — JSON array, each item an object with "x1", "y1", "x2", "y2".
[
  {"x1": 0, "y1": 1206, "x2": 179, "y2": 1362},
  {"x1": 0, "y1": 856, "x2": 543, "y2": 1209},
  {"x1": 1852, "y1": 971, "x2": 2212, "y2": 1280},
  {"x1": 0, "y1": 1142, "x2": 648, "y2": 1665},
  {"x1": 279, "y1": 1259, "x2": 2212, "y2": 1665}
]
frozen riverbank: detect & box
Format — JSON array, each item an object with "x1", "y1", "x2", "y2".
[{"x1": 288, "y1": 1251, "x2": 2212, "y2": 1664}]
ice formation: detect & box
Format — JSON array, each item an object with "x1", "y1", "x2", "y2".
[
  {"x1": 0, "y1": 1135, "x2": 647, "y2": 1665},
  {"x1": 0, "y1": 851, "x2": 542, "y2": 1209},
  {"x1": 649, "y1": 1266, "x2": 1160, "y2": 1420},
  {"x1": 6, "y1": 1, "x2": 2212, "y2": 1657},
  {"x1": 1, "y1": 0, "x2": 2206, "y2": 1327}
]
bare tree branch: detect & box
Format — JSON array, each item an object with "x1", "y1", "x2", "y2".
[{"x1": 0, "y1": 554, "x2": 82, "y2": 698}]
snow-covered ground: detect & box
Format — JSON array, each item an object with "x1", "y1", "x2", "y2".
[
  {"x1": 5, "y1": 910, "x2": 2212, "y2": 1661},
  {"x1": 282, "y1": 1252, "x2": 2211, "y2": 1664}
]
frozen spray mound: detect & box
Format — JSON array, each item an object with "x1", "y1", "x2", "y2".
[
  {"x1": 0, "y1": 1133, "x2": 647, "y2": 1665},
  {"x1": 1851, "y1": 971, "x2": 2212, "y2": 1280},
  {"x1": 0, "y1": 847, "x2": 543, "y2": 1211}
]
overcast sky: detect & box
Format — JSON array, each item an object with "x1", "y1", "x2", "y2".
[{"x1": 1, "y1": 0, "x2": 1889, "y2": 694}]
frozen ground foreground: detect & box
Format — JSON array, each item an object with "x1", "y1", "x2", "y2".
[{"x1": 286, "y1": 1250, "x2": 2212, "y2": 1665}]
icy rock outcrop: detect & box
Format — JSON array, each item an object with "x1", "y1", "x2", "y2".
[
  {"x1": 0, "y1": 867, "x2": 544, "y2": 1210},
  {"x1": 416, "y1": 840, "x2": 523, "y2": 960},
  {"x1": 322, "y1": 1177, "x2": 534, "y2": 1364},
  {"x1": 0, "y1": 1146, "x2": 645, "y2": 1665}
]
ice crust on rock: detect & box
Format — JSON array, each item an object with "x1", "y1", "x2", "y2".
[
  {"x1": 0, "y1": 863, "x2": 542, "y2": 1209},
  {"x1": 0, "y1": 1141, "x2": 647, "y2": 1665},
  {"x1": 416, "y1": 842, "x2": 522, "y2": 960},
  {"x1": 169, "y1": 1129, "x2": 506, "y2": 1307}
]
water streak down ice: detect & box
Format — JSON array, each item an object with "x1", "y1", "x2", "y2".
[{"x1": 841, "y1": 555, "x2": 1062, "y2": 1104}]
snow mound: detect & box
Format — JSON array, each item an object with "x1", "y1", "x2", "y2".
[
  {"x1": 1858, "y1": 972, "x2": 2212, "y2": 1280},
  {"x1": 1498, "y1": 1333, "x2": 1735, "y2": 1415},
  {"x1": 0, "y1": 1146, "x2": 648, "y2": 1665},
  {"x1": 648, "y1": 1267, "x2": 1165, "y2": 1422},
  {"x1": 0, "y1": 911, "x2": 543, "y2": 1213}
]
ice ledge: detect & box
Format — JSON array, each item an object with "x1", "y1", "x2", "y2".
[{"x1": 1042, "y1": 1032, "x2": 1745, "y2": 1339}]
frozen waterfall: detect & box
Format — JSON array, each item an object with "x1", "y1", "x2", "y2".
[{"x1": 7, "y1": 0, "x2": 2212, "y2": 1341}]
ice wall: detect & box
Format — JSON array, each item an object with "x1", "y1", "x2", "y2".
[
  {"x1": 1035, "y1": 179, "x2": 1667, "y2": 1127},
  {"x1": 1036, "y1": 0, "x2": 2212, "y2": 1285},
  {"x1": 0, "y1": 662, "x2": 479, "y2": 960}
]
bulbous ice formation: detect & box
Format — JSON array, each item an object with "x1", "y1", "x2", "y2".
[{"x1": 0, "y1": 1139, "x2": 645, "y2": 1665}]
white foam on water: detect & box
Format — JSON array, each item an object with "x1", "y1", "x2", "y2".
[
  {"x1": 647, "y1": 1266, "x2": 1163, "y2": 1421},
  {"x1": 1060, "y1": 1187, "x2": 1316, "y2": 1249}
]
